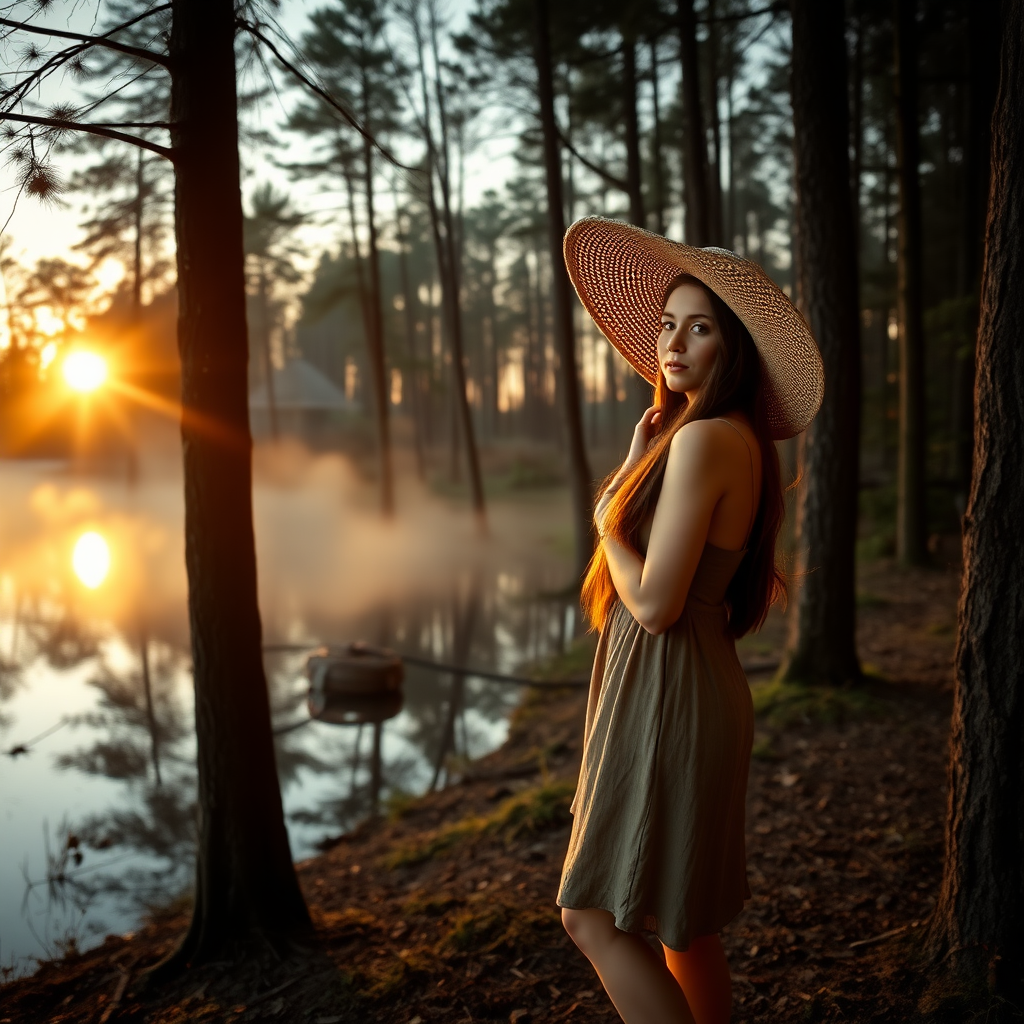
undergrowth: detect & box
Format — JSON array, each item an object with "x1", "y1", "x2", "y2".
[
  {"x1": 384, "y1": 777, "x2": 575, "y2": 869},
  {"x1": 750, "y1": 678, "x2": 885, "y2": 727}
]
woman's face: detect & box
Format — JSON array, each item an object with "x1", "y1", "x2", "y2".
[{"x1": 658, "y1": 283, "x2": 721, "y2": 398}]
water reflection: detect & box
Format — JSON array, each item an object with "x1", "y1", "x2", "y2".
[
  {"x1": 71, "y1": 532, "x2": 111, "y2": 590},
  {"x1": 0, "y1": 443, "x2": 576, "y2": 974}
]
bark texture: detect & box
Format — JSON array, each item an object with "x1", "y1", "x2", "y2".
[
  {"x1": 929, "y1": 0, "x2": 1024, "y2": 1002},
  {"x1": 533, "y1": 0, "x2": 593, "y2": 583},
  {"x1": 164, "y1": 0, "x2": 310, "y2": 966},
  {"x1": 893, "y1": 0, "x2": 928, "y2": 565},
  {"x1": 783, "y1": 0, "x2": 861, "y2": 686}
]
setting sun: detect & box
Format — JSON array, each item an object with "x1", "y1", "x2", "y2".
[
  {"x1": 62, "y1": 350, "x2": 108, "y2": 393},
  {"x1": 72, "y1": 531, "x2": 110, "y2": 589}
]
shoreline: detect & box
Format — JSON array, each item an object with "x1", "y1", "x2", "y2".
[{"x1": 0, "y1": 556, "x2": 960, "y2": 1023}]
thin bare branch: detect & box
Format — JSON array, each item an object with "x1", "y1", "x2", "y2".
[
  {"x1": 0, "y1": 112, "x2": 172, "y2": 159},
  {"x1": 0, "y1": 6, "x2": 171, "y2": 69},
  {"x1": 237, "y1": 17, "x2": 421, "y2": 175},
  {"x1": 556, "y1": 127, "x2": 628, "y2": 192}
]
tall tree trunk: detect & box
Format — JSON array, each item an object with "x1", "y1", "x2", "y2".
[
  {"x1": 342, "y1": 163, "x2": 373, "y2": 421},
  {"x1": 782, "y1": 0, "x2": 862, "y2": 686},
  {"x1": 132, "y1": 148, "x2": 144, "y2": 319},
  {"x1": 257, "y1": 265, "x2": 279, "y2": 441},
  {"x1": 850, "y1": 6, "x2": 864, "y2": 223},
  {"x1": 138, "y1": 625, "x2": 161, "y2": 786},
  {"x1": 533, "y1": 0, "x2": 593, "y2": 582},
  {"x1": 893, "y1": 0, "x2": 928, "y2": 565},
  {"x1": 416, "y1": 6, "x2": 486, "y2": 529},
  {"x1": 649, "y1": 37, "x2": 666, "y2": 236},
  {"x1": 160, "y1": 0, "x2": 310, "y2": 970},
  {"x1": 705, "y1": 0, "x2": 723, "y2": 244},
  {"x1": 678, "y1": 0, "x2": 712, "y2": 247},
  {"x1": 951, "y1": 1, "x2": 1000, "y2": 511},
  {"x1": 927, "y1": 2, "x2": 1024, "y2": 1003},
  {"x1": 362, "y1": 129, "x2": 395, "y2": 518},
  {"x1": 621, "y1": 32, "x2": 645, "y2": 228},
  {"x1": 394, "y1": 203, "x2": 426, "y2": 481}
]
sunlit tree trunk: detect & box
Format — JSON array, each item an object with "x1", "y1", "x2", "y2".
[
  {"x1": 927, "y1": 2, "x2": 1024, "y2": 1005},
  {"x1": 160, "y1": 0, "x2": 309, "y2": 970},
  {"x1": 893, "y1": 0, "x2": 928, "y2": 565},
  {"x1": 782, "y1": 0, "x2": 862, "y2": 686},
  {"x1": 533, "y1": 0, "x2": 594, "y2": 582}
]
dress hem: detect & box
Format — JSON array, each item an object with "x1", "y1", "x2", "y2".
[{"x1": 554, "y1": 896, "x2": 747, "y2": 954}]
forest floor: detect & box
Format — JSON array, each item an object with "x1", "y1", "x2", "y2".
[{"x1": 0, "y1": 553, "x2": 964, "y2": 1024}]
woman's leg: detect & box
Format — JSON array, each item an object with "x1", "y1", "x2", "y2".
[
  {"x1": 661, "y1": 933, "x2": 732, "y2": 1024},
  {"x1": 562, "y1": 908, "x2": 695, "y2": 1024}
]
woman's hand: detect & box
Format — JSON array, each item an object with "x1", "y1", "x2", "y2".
[
  {"x1": 624, "y1": 405, "x2": 662, "y2": 471},
  {"x1": 594, "y1": 406, "x2": 662, "y2": 538}
]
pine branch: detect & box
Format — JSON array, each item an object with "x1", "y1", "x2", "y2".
[
  {"x1": 0, "y1": 5, "x2": 172, "y2": 69},
  {"x1": 236, "y1": 17, "x2": 421, "y2": 175},
  {"x1": 0, "y1": 112, "x2": 173, "y2": 159},
  {"x1": 556, "y1": 128, "x2": 628, "y2": 192}
]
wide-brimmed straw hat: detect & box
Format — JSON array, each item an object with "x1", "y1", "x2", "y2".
[{"x1": 563, "y1": 216, "x2": 824, "y2": 440}]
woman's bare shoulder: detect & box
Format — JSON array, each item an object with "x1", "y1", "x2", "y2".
[{"x1": 668, "y1": 417, "x2": 746, "y2": 460}]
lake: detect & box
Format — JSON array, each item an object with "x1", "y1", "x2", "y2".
[{"x1": 0, "y1": 436, "x2": 577, "y2": 977}]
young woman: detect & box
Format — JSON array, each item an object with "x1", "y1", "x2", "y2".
[{"x1": 556, "y1": 218, "x2": 824, "y2": 1024}]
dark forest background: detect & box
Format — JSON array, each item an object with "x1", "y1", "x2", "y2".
[{"x1": 0, "y1": 0, "x2": 992, "y2": 558}]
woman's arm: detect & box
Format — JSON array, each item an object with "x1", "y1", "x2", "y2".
[
  {"x1": 594, "y1": 405, "x2": 662, "y2": 536},
  {"x1": 602, "y1": 420, "x2": 728, "y2": 635}
]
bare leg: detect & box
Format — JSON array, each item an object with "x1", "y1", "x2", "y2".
[
  {"x1": 661, "y1": 934, "x2": 732, "y2": 1024},
  {"x1": 562, "y1": 908, "x2": 695, "y2": 1024}
]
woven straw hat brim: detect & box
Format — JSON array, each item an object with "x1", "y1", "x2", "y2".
[{"x1": 563, "y1": 216, "x2": 824, "y2": 440}]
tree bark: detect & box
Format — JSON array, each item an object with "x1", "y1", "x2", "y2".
[
  {"x1": 893, "y1": 0, "x2": 928, "y2": 565},
  {"x1": 533, "y1": 0, "x2": 594, "y2": 583},
  {"x1": 951, "y1": 0, "x2": 1000, "y2": 510},
  {"x1": 928, "y1": 1, "x2": 1024, "y2": 1004},
  {"x1": 678, "y1": 0, "x2": 712, "y2": 247},
  {"x1": 160, "y1": 0, "x2": 309, "y2": 970},
  {"x1": 782, "y1": 0, "x2": 862, "y2": 686}
]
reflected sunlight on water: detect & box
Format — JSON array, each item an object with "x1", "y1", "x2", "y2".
[
  {"x1": 0, "y1": 433, "x2": 576, "y2": 976},
  {"x1": 71, "y1": 532, "x2": 110, "y2": 590}
]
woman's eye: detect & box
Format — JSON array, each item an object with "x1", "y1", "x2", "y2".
[
  {"x1": 691, "y1": 322, "x2": 708, "y2": 334},
  {"x1": 661, "y1": 321, "x2": 674, "y2": 332}
]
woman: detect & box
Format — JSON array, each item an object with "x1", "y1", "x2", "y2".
[{"x1": 556, "y1": 218, "x2": 824, "y2": 1024}]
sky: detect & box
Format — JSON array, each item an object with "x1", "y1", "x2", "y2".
[{"x1": 0, "y1": 0, "x2": 519, "y2": 290}]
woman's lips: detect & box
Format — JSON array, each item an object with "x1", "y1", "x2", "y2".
[{"x1": 664, "y1": 361, "x2": 688, "y2": 371}]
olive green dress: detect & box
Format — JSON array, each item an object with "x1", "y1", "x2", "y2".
[{"x1": 556, "y1": 542, "x2": 754, "y2": 952}]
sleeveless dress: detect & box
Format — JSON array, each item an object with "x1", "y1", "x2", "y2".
[{"x1": 557, "y1": 435, "x2": 756, "y2": 952}]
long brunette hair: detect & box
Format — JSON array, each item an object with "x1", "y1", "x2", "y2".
[{"x1": 580, "y1": 274, "x2": 786, "y2": 637}]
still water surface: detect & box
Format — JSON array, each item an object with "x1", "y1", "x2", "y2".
[{"x1": 0, "y1": 441, "x2": 576, "y2": 976}]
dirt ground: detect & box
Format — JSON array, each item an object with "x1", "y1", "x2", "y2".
[{"x1": 0, "y1": 556, "x2": 962, "y2": 1024}]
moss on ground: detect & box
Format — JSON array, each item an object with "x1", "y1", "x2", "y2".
[
  {"x1": 384, "y1": 777, "x2": 576, "y2": 869},
  {"x1": 751, "y1": 678, "x2": 884, "y2": 727}
]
